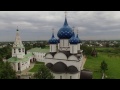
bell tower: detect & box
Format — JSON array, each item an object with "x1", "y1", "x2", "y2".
[{"x1": 12, "y1": 27, "x2": 25, "y2": 58}]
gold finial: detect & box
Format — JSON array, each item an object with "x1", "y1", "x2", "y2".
[
  {"x1": 72, "y1": 26, "x2": 75, "y2": 32},
  {"x1": 17, "y1": 26, "x2": 19, "y2": 31},
  {"x1": 65, "y1": 11, "x2": 67, "y2": 18},
  {"x1": 77, "y1": 29, "x2": 78, "y2": 34},
  {"x1": 52, "y1": 28, "x2": 54, "y2": 33}
]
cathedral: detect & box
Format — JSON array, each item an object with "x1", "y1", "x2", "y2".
[
  {"x1": 43, "y1": 13, "x2": 88, "y2": 79},
  {"x1": 7, "y1": 12, "x2": 92, "y2": 79}
]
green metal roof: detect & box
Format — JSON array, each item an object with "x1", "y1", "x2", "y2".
[
  {"x1": 7, "y1": 53, "x2": 33, "y2": 63},
  {"x1": 27, "y1": 48, "x2": 49, "y2": 53}
]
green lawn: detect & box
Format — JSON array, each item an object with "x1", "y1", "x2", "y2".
[
  {"x1": 84, "y1": 47, "x2": 120, "y2": 79},
  {"x1": 29, "y1": 62, "x2": 44, "y2": 72}
]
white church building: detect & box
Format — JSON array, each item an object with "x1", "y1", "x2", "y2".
[
  {"x1": 7, "y1": 29, "x2": 48, "y2": 72},
  {"x1": 42, "y1": 13, "x2": 90, "y2": 79},
  {"x1": 7, "y1": 12, "x2": 92, "y2": 79},
  {"x1": 7, "y1": 29, "x2": 32, "y2": 72}
]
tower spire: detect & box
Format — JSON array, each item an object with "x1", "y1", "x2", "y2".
[
  {"x1": 52, "y1": 28, "x2": 55, "y2": 38},
  {"x1": 72, "y1": 27, "x2": 75, "y2": 37},
  {"x1": 13, "y1": 27, "x2": 24, "y2": 48},
  {"x1": 65, "y1": 11, "x2": 67, "y2": 18},
  {"x1": 64, "y1": 11, "x2": 68, "y2": 26},
  {"x1": 17, "y1": 26, "x2": 19, "y2": 31}
]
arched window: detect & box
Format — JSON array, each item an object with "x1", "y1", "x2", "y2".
[
  {"x1": 60, "y1": 76, "x2": 62, "y2": 79},
  {"x1": 19, "y1": 48, "x2": 21, "y2": 52},
  {"x1": 22, "y1": 48, "x2": 24, "y2": 52},
  {"x1": 14, "y1": 49, "x2": 16, "y2": 53}
]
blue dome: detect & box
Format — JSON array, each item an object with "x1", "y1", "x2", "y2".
[
  {"x1": 76, "y1": 34, "x2": 82, "y2": 43},
  {"x1": 49, "y1": 33, "x2": 58, "y2": 44},
  {"x1": 57, "y1": 17, "x2": 73, "y2": 39},
  {"x1": 69, "y1": 32, "x2": 79, "y2": 44}
]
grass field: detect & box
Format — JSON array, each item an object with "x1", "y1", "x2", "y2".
[
  {"x1": 29, "y1": 62, "x2": 44, "y2": 72},
  {"x1": 84, "y1": 47, "x2": 120, "y2": 79}
]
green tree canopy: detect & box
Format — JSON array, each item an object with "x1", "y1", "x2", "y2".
[
  {"x1": 0, "y1": 61, "x2": 17, "y2": 79},
  {"x1": 34, "y1": 64, "x2": 54, "y2": 79},
  {"x1": 100, "y1": 60, "x2": 108, "y2": 73},
  {"x1": 81, "y1": 45, "x2": 92, "y2": 55}
]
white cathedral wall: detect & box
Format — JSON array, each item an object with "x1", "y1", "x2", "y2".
[
  {"x1": 77, "y1": 43, "x2": 80, "y2": 51},
  {"x1": 34, "y1": 52, "x2": 46, "y2": 62},
  {"x1": 50, "y1": 44, "x2": 57, "y2": 52},
  {"x1": 54, "y1": 53, "x2": 67, "y2": 60},
  {"x1": 68, "y1": 55, "x2": 78, "y2": 61},
  {"x1": 58, "y1": 43, "x2": 60, "y2": 50},
  {"x1": 59, "y1": 39, "x2": 70, "y2": 51},
  {"x1": 44, "y1": 58, "x2": 82, "y2": 71},
  {"x1": 70, "y1": 45, "x2": 77, "y2": 54},
  {"x1": 53, "y1": 73, "x2": 66, "y2": 79},
  {"x1": 45, "y1": 54, "x2": 53, "y2": 59},
  {"x1": 20, "y1": 59, "x2": 30, "y2": 71},
  {"x1": 60, "y1": 39, "x2": 69, "y2": 47},
  {"x1": 53, "y1": 73, "x2": 80, "y2": 79},
  {"x1": 12, "y1": 48, "x2": 25, "y2": 58}
]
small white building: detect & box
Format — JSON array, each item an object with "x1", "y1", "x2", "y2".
[{"x1": 27, "y1": 48, "x2": 49, "y2": 62}]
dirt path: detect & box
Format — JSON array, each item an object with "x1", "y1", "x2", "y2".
[
  {"x1": 20, "y1": 63, "x2": 35, "y2": 75},
  {"x1": 81, "y1": 56, "x2": 87, "y2": 70}
]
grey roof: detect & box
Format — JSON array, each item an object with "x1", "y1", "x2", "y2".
[
  {"x1": 45, "y1": 51, "x2": 81, "y2": 60},
  {"x1": 80, "y1": 70, "x2": 93, "y2": 79},
  {"x1": 45, "y1": 52, "x2": 57, "y2": 57},
  {"x1": 51, "y1": 62, "x2": 68, "y2": 74},
  {"x1": 46, "y1": 62, "x2": 79, "y2": 74},
  {"x1": 46, "y1": 63, "x2": 53, "y2": 69},
  {"x1": 60, "y1": 51, "x2": 71, "y2": 58},
  {"x1": 68, "y1": 66, "x2": 79, "y2": 74}
]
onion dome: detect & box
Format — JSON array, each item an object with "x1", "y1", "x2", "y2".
[
  {"x1": 57, "y1": 17, "x2": 73, "y2": 39},
  {"x1": 76, "y1": 34, "x2": 82, "y2": 43},
  {"x1": 49, "y1": 31, "x2": 58, "y2": 44},
  {"x1": 51, "y1": 62, "x2": 67, "y2": 74},
  {"x1": 69, "y1": 32, "x2": 79, "y2": 44}
]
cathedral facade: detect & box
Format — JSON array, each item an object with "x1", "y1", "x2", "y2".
[{"x1": 43, "y1": 14, "x2": 85, "y2": 79}]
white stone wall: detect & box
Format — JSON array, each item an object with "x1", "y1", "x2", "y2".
[
  {"x1": 34, "y1": 52, "x2": 46, "y2": 62},
  {"x1": 77, "y1": 43, "x2": 80, "y2": 51},
  {"x1": 54, "y1": 52, "x2": 67, "y2": 60},
  {"x1": 11, "y1": 59, "x2": 31, "y2": 72},
  {"x1": 44, "y1": 59, "x2": 83, "y2": 71},
  {"x1": 59, "y1": 39, "x2": 70, "y2": 51},
  {"x1": 50, "y1": 44, "x2": 57, "y2": 52},
  {"x1": 58, "y1": 43, "x2": 60, "y2": 50},
  {"x1": 12, "y1": 48, "x2": 25, "y2": 59},
  {"x1": 53, "y1": 73, "x2": 80, "y2": 79},
  {"x1": 70, "y1": 45, "x2": 77, "y2": 54},
  {"x1": 68, "y1": 55, "x2": 78, "y2": 61}
]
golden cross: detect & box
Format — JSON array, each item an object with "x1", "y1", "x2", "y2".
[
  {"x1": 65, "y1": 11, "x2": 67, "y2": 17},
  {"x1": 52, "y1": 28, "x2": 54, "y2": 33}
]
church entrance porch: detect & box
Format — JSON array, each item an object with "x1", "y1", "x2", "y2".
[
  {"x1": 30, "y1": 58, "x2": 37, "y2": 63},
  {"x1": 18, "y1": 63, "x2": 21, "y2": 71}
]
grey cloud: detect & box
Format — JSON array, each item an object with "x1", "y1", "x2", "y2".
[{"x1": 0, "y1": 11, "x2": 120, "y2": 41}]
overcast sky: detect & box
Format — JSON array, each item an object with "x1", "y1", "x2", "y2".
[{"x1": 0, "y1": 11, "x2": 120, "y2": 41}]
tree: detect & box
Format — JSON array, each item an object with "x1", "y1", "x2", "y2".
[
  {"x1": 81, "y1": 45, "x2": 92, "y2": 55},
  {"x1": 100, "y1": 60, "x2": 108, "y2": 79},
  {"x1": 34, "y1": 64, "x2": 54, "y2": 79},
  {"x1": 0, "y1": 61, "x2": 17, "y2": 79}
]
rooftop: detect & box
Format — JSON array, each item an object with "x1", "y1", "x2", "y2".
[
  {"x1": 27, "y1": 48, "x2": 49, "y2": 53},
  {"x1": 7, "y1": 53, "x2": 33, "y2": 63}
]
